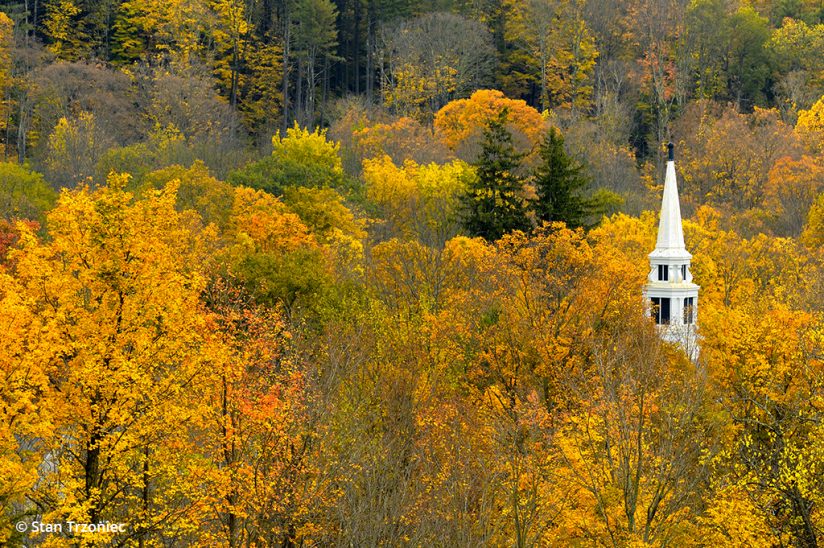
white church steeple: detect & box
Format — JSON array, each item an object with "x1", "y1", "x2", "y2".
[
  {"x1": 653, "y1": 147, "x2": 688, "y2": 256},
  {"x1": 644, "y1": 143, "x2": 700, "y2": 359}
]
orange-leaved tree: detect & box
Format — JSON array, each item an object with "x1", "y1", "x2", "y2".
[
  {"x1": 764, "y1": 155, "x2": 824, "y2": 236},
  {"x1": 221, "y1": 186, "x2": 331, "y2": 316},
  {"x1": 434, "y1": 90, "x2": 546, "y2": 162},
  {"x1": 194, "y1": 280, "x2": 329, "y2": 546}
]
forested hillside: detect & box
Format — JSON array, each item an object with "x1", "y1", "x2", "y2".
[{"x1": 0, "y1": 0, "x2": 823, "y2": 545}]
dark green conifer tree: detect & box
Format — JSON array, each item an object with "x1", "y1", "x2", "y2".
[
  {"x1": 533, "y1": 127, "x2": 592, "y2": 229},
  {"x1": 461, "y1": 109, "x2": 531, "y2": 241}
]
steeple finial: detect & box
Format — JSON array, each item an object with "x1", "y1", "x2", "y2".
[{"x1": 667, "y1": 142, "x2": 674, "y2": 161}]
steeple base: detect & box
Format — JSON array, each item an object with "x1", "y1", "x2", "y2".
[{"x1": 657, "y1": 323, "x2": 700, "y2": 362}]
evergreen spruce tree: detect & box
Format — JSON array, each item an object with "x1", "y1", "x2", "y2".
[
  {"x1": 533, "y1": 127, "x2": 592, "y2": 229},
  {"x1": 461, "y1": 109, "x2": 531, "y2": 240}
]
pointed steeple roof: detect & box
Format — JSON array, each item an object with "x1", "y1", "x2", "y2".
[{"x1": 650, "y1": 143, "x2": 691, "y2": 259}]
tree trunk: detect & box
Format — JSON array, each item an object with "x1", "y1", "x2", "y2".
[
  {"x1": 231, "y1": 38, "x2": 240, "y2": 109},
  {"x1": 33, "y1": 0, "x2": 39, "y2": 41},
  {"x1": 3, "y1": 90, "x2": 11, "y2": 161},
  {"x1": 222, "y1": 377, "x2": 239, "y2": 547},
  {"x1": 85, "y1": 401, "x2": 103, "y2": 524},
  {"x1": 306, "y1": 52, "x2": 315, "y2": 127},
  {"x1": 296, "y1": 56, "x2": 304, "y2": 126},
  {"x1": 366, "y1": 0, "x2": 376, "y2": 103},
  {"x1": 17, "y1": 97, "x2": 29, "y2": 163},
  {"x1": 138, "y1": 445, "x2": 150, "y2": 548},
  {"x1": 491, "y1": 0, "x2": 506, "y2": 55},
  {"x1": 322, "y1": 55, "x2": 330, "y2": 122},
  {"x1": 281, "y1": 8, "x2": 291, "y2": 132},
  {"x1": 540, "y1": 46, "x2": 548, "y2": 112},
  {"x1": 23, "y1": 0, "x2": 30, "y2": 46},
  {"x1": 353, "y1": 0, "x2": 361, "y2": 94}
]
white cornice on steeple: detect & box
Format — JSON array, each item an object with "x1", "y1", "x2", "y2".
[{"x1": 649, "y1": 143, "x2": 692, "y2": 261}]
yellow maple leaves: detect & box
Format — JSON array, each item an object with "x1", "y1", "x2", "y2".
[
  {"x1": 0, "y1": 171, "x2": 338, "y2": 544},
  {"x1": 1, "y1": 175, "x2": 211, "y2": 535},
  {"x1": 1, "y1": 121, "x2": 822, "y2": 544},
  {"x1": 363, "y1": 155, "x2": 473, "y2": 244},
  {"x1": 796, "y1": 95, "x2": 824, "y2": 153}
]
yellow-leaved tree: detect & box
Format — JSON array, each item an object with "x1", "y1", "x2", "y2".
[
  {"x1": 3, "y1": 174, "x2": 215, "y2": 544},
  {"x1": 802, "y1": 192, "x2": 824, "y2": 248},
  {"x1": 683, "y1": 206, "x2": 824, "y2": 545},
  {"x1": 796, "y1": 95, "x2": 824, "y2": 153},
  {"x1": 228, "y1": 123, "x2": 345, "y2": 195},
  {"x1": 112, "y1": 0, "x2": 206, "y2": 64},
  {"x1": 42, "y1": 0, "x2": 90, "y2": 60},
  {"x1": 764, "y1": 155, "x2": 824, "y2": 236},
  {"x1": 362, "y1": 155, "x2": 474, "y2": 245},
  {"x1": 504, "y1": 0, "x2": 598, "y2": 112},
  {"x1": 209, "y1": 0, "x2": 250, "y2": 107},
  {"x1": 0, "y1": 248, "x2": 53, "y2": 545},
  {"x1": 702, "y1": 302, "x2": 823, "y2": 546}
]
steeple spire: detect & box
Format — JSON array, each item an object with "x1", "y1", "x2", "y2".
[{"x1": 650, "y1": 143, "x2": 690, "y2": 260}]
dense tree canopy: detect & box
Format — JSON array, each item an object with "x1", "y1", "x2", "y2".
[{"x1": 0, "y1": 0, "x2": 822, "y2": 544}]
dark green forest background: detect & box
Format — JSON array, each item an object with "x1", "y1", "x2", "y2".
[{"x1": 0, "y1": 0, "x2": 822, "y2": 198}]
